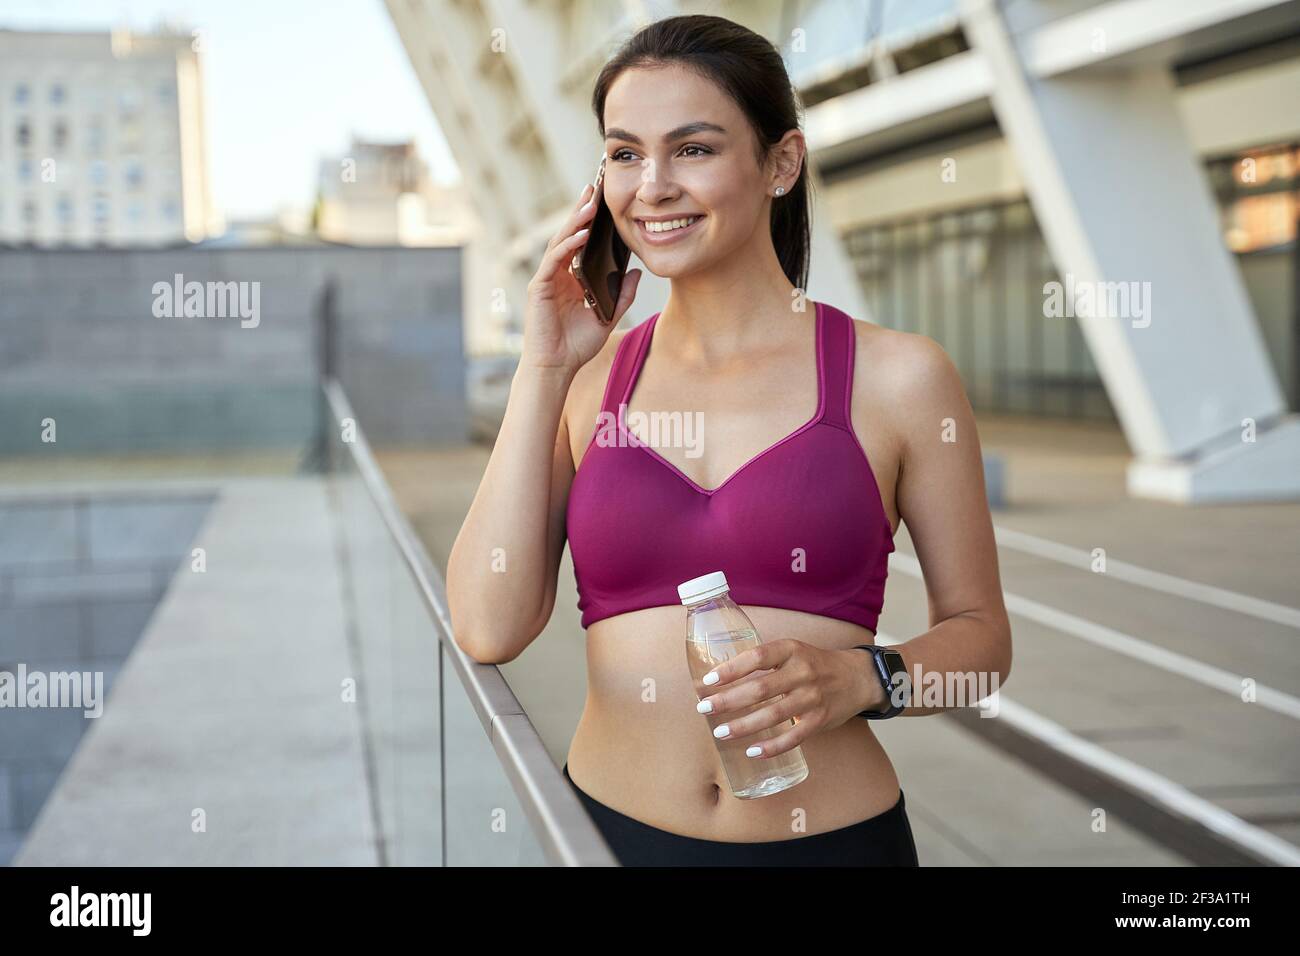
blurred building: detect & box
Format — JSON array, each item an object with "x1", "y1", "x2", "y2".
[
  {"x1": 0, "y1": 27, "x2": 218, "y2": 246},
  {"x1": 384, "y1": 0, "x2": 1300, "y2": 501},
  {"x1": 315, "y1": 136, "x2": 474, "y2": 246},
  {"x1": 198, "y1": 206, "x2": 323, "y2": 247}
]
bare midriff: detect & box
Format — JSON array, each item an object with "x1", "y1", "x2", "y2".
[{"x1": 565, "y1": 602, "x2": 901, "y2": 842}]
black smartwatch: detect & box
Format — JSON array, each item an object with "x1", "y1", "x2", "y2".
[{"x1": 852, "y1": 644, "x2": 909, "y2": 719}]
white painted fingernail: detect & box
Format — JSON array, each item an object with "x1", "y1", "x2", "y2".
[
  {"x1": 703, "y1": 671, "x2": 719, "y2": 685},
  {"x1": 696, "y1": 700, "x2": 713, "y2": 714},
  {"x1": 746, "y1": 746, "x2": 762, "y2": 757},
  {"x1": 713, "y1": 724, "x2": 730, "y2": 738}
]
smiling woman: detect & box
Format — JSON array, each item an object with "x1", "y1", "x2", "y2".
[{"x1": 445, "y1": 13, "x2": 1012, "y2": 868}]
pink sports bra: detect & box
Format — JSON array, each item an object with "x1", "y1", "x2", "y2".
[{"x1": 565, "y1": 299, "x2": 895, "y2": 632}]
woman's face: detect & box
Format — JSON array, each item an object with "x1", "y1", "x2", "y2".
[{"x1": 601, "y1": 63, "x2": 781, "y2": 279}]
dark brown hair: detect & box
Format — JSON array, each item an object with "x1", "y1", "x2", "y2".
[{"x1": 591, "y1": 14, "x2": 812, "y2": 292}]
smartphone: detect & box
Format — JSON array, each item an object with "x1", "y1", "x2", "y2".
[{"x1": 569, "y1": 153, "x2": 630, "y2": 326}]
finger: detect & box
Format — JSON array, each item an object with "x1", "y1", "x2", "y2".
[
  {"x1": 609, "y1": 268, "x2": 642, "y2": 324},
  {"x1": 544, "y1": 182, "x2": 591, "y2": 254},
  {"x1": 712, "y1": 688, "x2": 811, "y2": 743},
  {"x1": 698, "y1": 663, "x2": 802, "y2": 719},
  {"x1": 535, "y1": 227, "x2": 590, "y2": 285},
  {"x1": 702, "y1": 639, "x2": 794, "y2": 689},
  {"x1": 741, "y1": 714, "x2": 817, "y2": 760},
  {"x1": 545, "y1": 183, "x2": 597, "y2": 255}
]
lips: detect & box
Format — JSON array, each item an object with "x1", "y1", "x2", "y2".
[{"x1": 635, "y1": 214, "x2": 706, "y2": 244}]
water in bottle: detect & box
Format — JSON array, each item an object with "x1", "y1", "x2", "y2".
[{"x1": 678, "y1": 570, "x2": 809, "y2": 799}]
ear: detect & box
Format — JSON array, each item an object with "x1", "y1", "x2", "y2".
[{"x1": 769, "y1": 129, "x2": 806, "y2": 188}]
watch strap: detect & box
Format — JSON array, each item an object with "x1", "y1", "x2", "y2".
[{"x1": 852, "y1": 644, "x2": 907, "y2": 719}]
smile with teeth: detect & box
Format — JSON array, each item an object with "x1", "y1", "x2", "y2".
[{"x1": 638, "y1": 216, "x2": 702, "y2": 234}]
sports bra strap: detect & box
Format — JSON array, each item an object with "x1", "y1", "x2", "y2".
[
  {"x1": 600, "y1": 305, "x2": 852, "y2": 427},
  {"x1": 600, "y1": 312, "x2": 659, "y2": 418},
  {"x1": 816, "y1": 301, "x2": 854, "y2": 430}
]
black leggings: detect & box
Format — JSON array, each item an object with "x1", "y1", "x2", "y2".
[{"x1": 563, "y1": 762, "x2": 920, "y2": 867}]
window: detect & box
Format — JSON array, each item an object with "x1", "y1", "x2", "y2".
[
  {"x1": 127, "y1": 200, "x2": 144, "y2": 224},
  {"x1": 18, "y1": 158, "x2": 33, "y2": 182},
  {"x1": 53, "y1": 121, "x2": 68, "y2": 151},
  {"x1": 22, "y1": 200, "x2": 37, "y2": 225},
  {"x1": 118, "y1": 86, "x2": 140, "y2": 116},
  {"x1": 15, "y1": 83, "x2": 29, "y2": 105},
  {"x1": 89, "y1": 160, "x2": 107, "y2": 186},
  {"x1": 161, "y1": 197, "x2": 179, "y2": 221},
  {"x1": 17, "y1": 120, "x2": 31, "y2": 148},
  {"x1": 50, "y1": 83, "x2": 66, "y2": 105},
  {"x1": 92, "y1": 197, "x2": 110, "y2": 226},
  {"x1": 844, "y1": 199, "x2": 1114, "y2": 422},
  {"x1": 1211, "y1": 144, "x2": 1299, "y2": 253},
  {"x1": 119, "y1": 110, "x2": 142, "y2": 153},
  {"x1": 57, "y1": 194, "x2": 74, "y2": 226},
  {"x1": 125, "y1": 162, "x2": 144, "y2": 190}
]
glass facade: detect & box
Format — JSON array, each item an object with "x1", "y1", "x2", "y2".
[
  {"x1": 845, "y1": 199, "x2": 1115, "y2": 421},
  {"x1": 844, "y1": 144, "x2": 1300, "y2": 421}
]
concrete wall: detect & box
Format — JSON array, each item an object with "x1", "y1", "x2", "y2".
[{"x1": 0, "y1": 244, "x2": 466, "y2": 453}]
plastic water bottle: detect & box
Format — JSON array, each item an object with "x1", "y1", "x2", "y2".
[{"x1": 678, "y1": 570, "x2": 810, "y2": 799}]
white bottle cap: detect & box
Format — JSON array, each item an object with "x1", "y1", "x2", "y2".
[{"x1": 677, "y1": 570, "x2": 729, "y2": 606}]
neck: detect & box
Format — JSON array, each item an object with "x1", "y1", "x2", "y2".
[{"x1": 657, "y1": 230, "x2": 804, "y2": 366}]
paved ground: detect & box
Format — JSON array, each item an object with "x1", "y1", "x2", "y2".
[
  {"x1": 15, "y1": 477, "x2": 380, "y2": 866},
  {"x1": 378, "y1": 412, "x2": 1300, "y2": 866}
]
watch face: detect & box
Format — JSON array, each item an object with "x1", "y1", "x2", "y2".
[{"x1": 882, "y1": 649, "x2": 908, "y2": 707}]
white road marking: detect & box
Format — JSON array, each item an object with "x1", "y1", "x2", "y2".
[
  {"x1": 876, "y1": 630, "x2": 1300, "y2": 865},
  {"x1": 993, "y1": 525, "x2": 1300, "y2": 629},
  {"x1": 889, "y1": 552, "x2": 1300, "y2": 721}
]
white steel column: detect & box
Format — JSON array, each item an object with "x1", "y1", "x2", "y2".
[{"x1": 960, "y1": 0, "x2": 1300, "y2": 501}]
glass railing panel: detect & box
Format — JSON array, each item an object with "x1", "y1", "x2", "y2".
[
  {"x1": 387, "y1": 518, "x2": 443, "y2": 865},
  {"x1": 440, "y1": 637, "x2": 547, "y2": 867},
  {"x1": 321, "y1": 382, "x2": 611, "y2": 865}
]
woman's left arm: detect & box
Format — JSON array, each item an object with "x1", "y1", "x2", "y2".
[
  {"x1": 695, "y1": 334, "x2": 1012, "y2": 754},
  {"x1": 868, "y1": 333, "x2": 1013, "y2": 716}
]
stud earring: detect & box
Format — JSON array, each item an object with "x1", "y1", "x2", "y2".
[{"x1": 774, "y1": 186, "x2": 785, "y2": 196}]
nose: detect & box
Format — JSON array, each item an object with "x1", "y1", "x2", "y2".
[{"x1": 635, "y1": 160, "x2": 680, "y2": 205}]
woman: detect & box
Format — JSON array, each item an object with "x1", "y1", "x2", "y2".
[{"x1": 446, "y1": 14, "x2": 1012, "y2": 866}]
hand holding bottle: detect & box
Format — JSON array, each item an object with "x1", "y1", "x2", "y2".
[{"x1": 696, "y1": 637, "x2": 890, "y2": 758}]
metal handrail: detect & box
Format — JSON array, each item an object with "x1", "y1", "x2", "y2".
[{"x1": 322, "y1": 379, "x2": 618, "y2": 866}]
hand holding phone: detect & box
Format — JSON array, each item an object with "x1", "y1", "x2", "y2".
[
  {"x1": 568, "y1": 154, "x2": 632, "y2": 327},
  {"x1": 520, "y1": 155, "x2": 641, "y2": 372}
]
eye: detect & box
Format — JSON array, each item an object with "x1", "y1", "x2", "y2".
[{"x1": 610, "y1": 144, "x2": 713, "y2": 162}]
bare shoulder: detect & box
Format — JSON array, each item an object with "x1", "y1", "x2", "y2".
[
  {"x1": 562, "y1": 326, "x2": 633, "y2": 462},
  {"x1": 567, "y1": 327, "x2": 631, "y2": 412},
  {"x1": 849, "y1": 315, "x2": 967, "y2": 439}
]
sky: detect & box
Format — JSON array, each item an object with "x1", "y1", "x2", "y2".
[{"x1": 0, "y1": 0, "x2": 459, "y2": 221}]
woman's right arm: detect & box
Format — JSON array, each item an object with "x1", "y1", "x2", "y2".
[{"x1": 446, "y1": 180, "x2": 642, "y2": 663}]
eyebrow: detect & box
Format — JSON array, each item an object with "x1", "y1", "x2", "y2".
[{"x1": 604, "y1": 121, "x2": 727, "y2": 145}]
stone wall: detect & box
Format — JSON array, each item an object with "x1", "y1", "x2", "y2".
[{"x1": 0, "y1": 244, "x2": 466, "y2": 453}]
